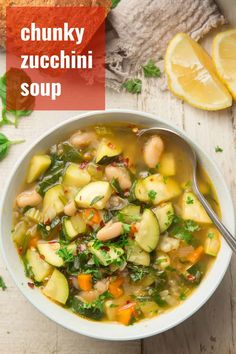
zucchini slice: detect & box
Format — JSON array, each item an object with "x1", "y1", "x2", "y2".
[
  {"x1": 26, "y1": 248, "x2": 53, "y2": 282},
  {"x1": 153, "y1": 202, "x2": 174, "y2": 233},
  {"x1": 95, "y1": 138, "x2": 122, "y2": 164},
  {"x1": 181, "y1": 192, "x2": 211, "y2": 224},
  {"x1": 135, "y1": 209, "x2": 160, "y2": 252},
  {"x1": 37, "y1": 241, "x2": 64, "y2": 267},
  {"x1": 88, "y1": 241, "x2": 124, "y2": 266},
  {"x1": 75, "y1": 181, "x2": 112, "y2": 210},
  {"x1": 12, "y1": 221, "x2": 28, "y2": 246},
  {"x1": 126, "y1": 240, "x2": 150, "y2": 266},
  {"x1": 43, "y1": 184, "x2": 65, "y2": 216},
  {"x1": 63, "y1": 163, "x2": 91, "y2": 188},
  {"x1": 24, "y1": 208, "x2": 43, "y2": 223},
  {"x1": 26, "y1": 155, "x2": 51, "y2": 184},
  {"x1": 159, "y1": 152, "x2": 176, "y2": 176},
  {"x1": 43, "y1": 269, "x2": 69, "y2": 304},
  {"x1": 120, "y1": 204, "x2": 141, "y2": 223},
  {"x1": 204, "y1": 228, "x2": 220, "y2": 256},
  {"x1": 62, "y1": 214, "x2": 86, "y2": 240},
  {"x1": 135, "y1": 174, "x2": 181, "y2": 205}
]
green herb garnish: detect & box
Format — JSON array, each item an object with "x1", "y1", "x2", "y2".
[
  {"x1": 0, "y1": 276, "x2": 7, "y2": 291},
  {"x1": 186, "y1": 196, "x2": 194, "y2": 204},
  {"x1": 0, "y1": 133, "x2": 24, "y2": 161},
  {"x1": 57, "y1": 246, "x2": 74, "y2": 263},
  {"x1": 215, "y1": 146, "x2": 223, "y2": 153},
  {"x1": 142, "y1": 60, "x2": 161, "y2": 78},
  {"x1": 148, "y1": 189, "x2": 157, "y2": 201},
  {"x1": 122, "y1": 79, "x2": 142, "y2": 94}
]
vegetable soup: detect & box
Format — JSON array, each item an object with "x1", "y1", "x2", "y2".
[{"x1": 12, "y1": 124, "x2": 221, "y2": 325}]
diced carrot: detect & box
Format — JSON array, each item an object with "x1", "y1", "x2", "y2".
[
  {"x1": 77, "y1": 274, "x2": 93, "y2": 291},
  {"x1": 28, "y1": 236, "x2": 39, "y2": 249},
  {"x1": 130, "y1": 224, "x2": 138, "y2": 235},
  {"x1": 109, "y1": 277, "x2": 124, "y2": 298},
  {"x1": 187, "y1": 245, "x2": 204, "y2": 264},
  {"x1": 117, "y1": 302, "x2": 137, "y2": 325},
  {"x1": 83, "y1": 208, "x2": 101, "y2": 225}
]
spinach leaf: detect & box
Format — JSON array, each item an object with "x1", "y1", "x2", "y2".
[
  {"x1": 128, "y1": 264, "x2": 154, "y2": 282},
  {"x1": 111, "y1": 0, "x2": 121, "y2": 9},
  {"x1": 37, "y1": 217, "x2": 61, "y2": 239},
  {"x1": 0, "y1": 133, "x2": 24, "y2": 161},
  {"x1": 37, "y1": 157, "x2": 65, "y2": 196},
  {"x1": 0, "y1": 69, "x2": 34, "y2": 127},
  {"x1": 60, "y1": 143, "x2": 82, "y2": 163},
  {"x1": 70, "y1": 292, "x2": 111, "y2": 320}
]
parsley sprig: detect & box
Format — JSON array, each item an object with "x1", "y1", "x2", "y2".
[{"x1": 142, "y1": 60, "x2": 161, "y2": 78}]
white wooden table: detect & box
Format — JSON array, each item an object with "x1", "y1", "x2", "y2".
[{"x1": 0, "y1": 1, "x2": 235, "y2": 353}]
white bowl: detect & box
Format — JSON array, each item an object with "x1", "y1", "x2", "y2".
[{"x1": 0, "y1": 109, "x2": 234, "y2": 341}]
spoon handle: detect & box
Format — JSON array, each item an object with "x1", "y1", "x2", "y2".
[{"x1": 194, "y1": 187, "x2": 236, "y2": 253}]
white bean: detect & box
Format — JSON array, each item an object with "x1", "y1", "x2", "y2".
[
  {"x1": 105, "y1": 165, "x2": 132, "y2": 190},
  {"x1": 97, "y1": 221, "x2": 123, "y2": 242},
  {"x1": 158, "y1": 235, "x2": 180, "y2": 253},
  {"x1": 143, "y1": 135, "x2": 164, "y2": 168},
  {"x1": 64, "y1": 200, "x2": 77, "y2": 216},
  {"x1": 16, "y1": 189, "x2": 42, "y2": 208},
  {"x1": 69, "y1": 131, "x2": 97, "y2": 148}
]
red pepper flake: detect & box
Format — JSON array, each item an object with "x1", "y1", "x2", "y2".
[
  {"x1": 187, "y1": 274, "x2": 195, "y2": 282},
  {"x1": 18, "y1": 246, "x2": 23, "y2": 255},
  {"x1": 80, "y1": 162, "x2": 88, "y2": 169},
  {"x1": 96, "y1": 166, "x2": 102, "y2": 171},
  {"x1": 101, "y1": 245, "x2": 110, "y2": 251},
  {"x1": 124, "y1": 158, "x2": 129, "y2": 167},
  {"x1": 48, "y1": 240, "x2": 57, "y2": 244},
  {"x1": 39, "y1": 254, "x2": 45, "y2": 260},
  {"x1": 27, "y1": 282, "x2": 35, "y2": 289},
  {"x1": 108, "y1": 142, "x2": 114, "y2": 149},
  {"x1": 124, "y1": 190, "x2": 130, "y2": 197},
  {"x1": 130, "y1": 224, "x2": 138, "y2": 234},
  {"x1": 100, "y1": 220, "x2": 105, "y2": 228},
  {"x1": 44, "y1": 219, "x2": 51, "y2": 225}
]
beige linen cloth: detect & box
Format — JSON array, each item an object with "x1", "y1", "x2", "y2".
[{"x1": 106, "y1": 0, "x2": 226, "y2": 90}]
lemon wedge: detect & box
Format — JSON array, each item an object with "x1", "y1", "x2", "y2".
[
  {"x1": 165, "y1": 33, "x2": 232, "y2": 110},
  {"x1": 213, "y1": 29, "x2": 236, "y2": 100}
]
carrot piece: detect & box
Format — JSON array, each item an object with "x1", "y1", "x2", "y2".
[
  {"x1": 28, "y1": 236, "x2": 39, "y2": 249},
  {"x1": 187, "y1": 245, "x2": 204, "y2": 264},
  {"x1": 117, "y1": 302, "x2": 137, "y2": 325},
  {"x1": 77, "y1": 274, "x2": 93, "y2": 291},
  {"x1": 83, "y1": 208, "x2": 101, "y2": 225},
  {"x1": 109, "y1": 277, "x2": 124, "y2": 298},
  {"x1": 130, "y1": 224, "x2": 138, "y2": 235}
]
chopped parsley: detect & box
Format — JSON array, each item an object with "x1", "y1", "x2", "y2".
[
  {"x1": 142, "y1": 60, "x2": 161, "y2": 78},
  {"x1": 148, "y1": 189, "x2": 157, "y2": 201},
  {"x1": 215, "y1": 145, "x2": 223, "y2": 153},
  {"x1": 0, "y1": 276, "x2": 7, "y2": 291},
  {"x1": 122, "y1": 79, "x2": 142, "y2": 94},
  {"x1": 170, "y1": 216, "x2": 200, "y2": 244},
  {"x1": 208, "y1": 232, "x2": 214, "y2": 239},
  {"x1": 186, "y1": 196, "x2": 194, "y2": 204},
  {"x1": 57, "y1": 246, "x2": 74, "y2": 263}
]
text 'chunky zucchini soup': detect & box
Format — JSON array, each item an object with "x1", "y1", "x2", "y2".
[{"x1": 12, "y1": 124, "x2": 221, "y2": 325}]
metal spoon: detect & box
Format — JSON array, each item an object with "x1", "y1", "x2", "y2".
[{"x1": 138, "y1": 127, "x2": 236, "y2": 253}]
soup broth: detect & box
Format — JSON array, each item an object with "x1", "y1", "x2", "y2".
[{"x1": 12, "y1": 124, "x2": 221, "y2": 325}]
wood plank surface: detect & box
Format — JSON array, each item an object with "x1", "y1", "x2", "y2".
[{"x1": 0, "y1": 0, "x2": 235, "y2": 353}]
